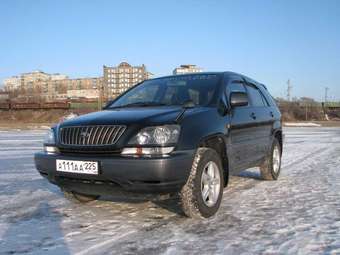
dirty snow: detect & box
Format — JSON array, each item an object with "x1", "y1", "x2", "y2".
[{"x1": 0, "y1": 127, "x2": 339, "y2": 255}]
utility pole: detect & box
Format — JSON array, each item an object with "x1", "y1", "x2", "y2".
[
  {"x1": 287, "y1": 79, "x2": 292, "y2": 101},
  {"x1": 324, "y1": 87, "x2": 329, "y2": 105}
]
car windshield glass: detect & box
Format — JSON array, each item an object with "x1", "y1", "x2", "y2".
[{"x1": 108, "y1": 74, "x2": 221, "y2": 108}]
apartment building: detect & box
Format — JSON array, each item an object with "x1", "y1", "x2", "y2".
[
  {"x1": 63, "y1": 77, "x2": 102, "y2": 100},
  {"x1": 4, "y1": 71, "x2": 69, "y2": 92},
  {"x1": 173, "y1": 64, "x2": 203, "y2": 75},
  {"x1": 3, "y1": 63, "x2": 152, "y2": 101},
  {"x1": 3, "y1": 76, "x2": 21, "y2": 91},
  {"x1": 103, "y1": 62, "x2": 152, "y2": 99},
  {"x1": 40, "y1": 77, "x2": 103, "y2": 100},
  {"x1": 3, "y1": 70, "x2": 102, "y2": 101}
]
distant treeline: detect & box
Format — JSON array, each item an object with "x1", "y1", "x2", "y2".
[{"x1": 276, "y1": 98, "x2": 340, "y2": 121}]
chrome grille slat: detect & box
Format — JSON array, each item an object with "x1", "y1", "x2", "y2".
[
  {"x1": 59, "y1": 125, "x2": 125, "y2": 146},
  {"x1": 104, "y1": 126, "x2": 116, "y2": 145},
  {"x1": 110, "y1": 127, "x2": 119, "y2": 144},
  {"x1": 99, "y1": 126, "x2": 110, "y2": 145},
  {"x1": 87, "y1": 127, "x2": 94, "y2": 145},
  {"x1": 95, "y1": 126, "x2": 105, "y2": 145},
  {"x1": 78, "y1": 126, "x2": 83, "y2": 145},
  {"x1": 82, "y1": 127, "x2": 88, "y2": 145},
  {"x1": 90, "y1": 126, "x2": 99, "y2": 145},
  {"x1": 65, "y1": 128, "x2": 70, "y2": 145},
  {"x1": 111, "y1": 126, "x2": 123, "y2": 144},
  {"x1": 71, "y1": 128, "x2": 76, "y2": 144},
  {"x1": 75, "y1": 127, "x2": 80, "y2": 145}
]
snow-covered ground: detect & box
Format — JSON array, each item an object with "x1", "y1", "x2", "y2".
[{"x1": 0, "y1": 127, "x2": 339, "y2": 255}]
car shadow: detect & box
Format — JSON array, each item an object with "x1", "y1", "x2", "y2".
[
  {"x1": 236, "y1": 169, "x2": 263, "y2": 180},
  {"x1": 0, "y1": 202, "x2": 70, "y2": 254},
  {"x1": 98, "y1": 192, "x2": 185, "y2": 216},
  {"x1": 93, "y1": 170, "x2": 263, "y2": 217}
]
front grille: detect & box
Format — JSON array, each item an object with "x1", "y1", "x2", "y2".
[
  {"x1": 58, "y1": 148, "x2": 122, "y2": 155},
  {"x1": 59, "y1": 125, "x2": 126, "y2": 146}
]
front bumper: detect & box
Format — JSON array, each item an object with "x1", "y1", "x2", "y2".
[{"x1": 34, "y1": 150, "x2": 195, "y2": 195}]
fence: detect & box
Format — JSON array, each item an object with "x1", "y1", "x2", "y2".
[{"x1": 0, "y1": 101, "x2": 70, "y2": 110}]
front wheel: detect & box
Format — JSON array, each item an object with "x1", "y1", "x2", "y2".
[
  {"x1": 180, "y1": 148, "x2": 224, "y2": 218},
  {"x1": 260, "y1": 138, "x2": 282, "y2": 180}
]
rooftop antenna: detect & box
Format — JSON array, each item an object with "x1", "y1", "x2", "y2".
[{"x1": 287, "y1": 79, "x2": 293, "y2": 101}]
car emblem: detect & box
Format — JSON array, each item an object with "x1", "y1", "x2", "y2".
[{"x1": 80, "y1": 131, "x2": 90, "y2": 139}]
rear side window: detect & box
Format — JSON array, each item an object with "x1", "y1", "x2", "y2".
[
  {"x1": 245, "y1": 85, "x2": 266, "y2": 107},
  {"x1": 260, "y1": 86, "x2": 277, "y2": 107}
]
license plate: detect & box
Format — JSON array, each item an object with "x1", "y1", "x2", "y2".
[{"x1": 56, "y1": 159, "x2": 99, "y2": 175}]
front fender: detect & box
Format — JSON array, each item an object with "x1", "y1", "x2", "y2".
[{"x1": 176, "y1": 108, "x2": 229, "y2": 151}]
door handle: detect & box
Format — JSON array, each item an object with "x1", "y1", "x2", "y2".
[
  {"x1": 270, "y1": 111, "x2": 274, "y2": 118},
  {"x1": 250, "y1": 112, "x2": 257, "y2": 120}
]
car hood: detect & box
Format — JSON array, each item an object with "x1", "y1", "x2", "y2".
[{"x1": 60, "y1": 106, "x2": 185, "y2": 127}]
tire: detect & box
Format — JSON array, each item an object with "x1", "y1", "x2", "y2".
[
  {"x1": 260, "y1": 138, "x2": 282, "y2": 180},
  {"x1": 62, "y1": 189, "x2": 99, "y2": 203},
  {"x1": 180, "y1": 148, "x2": 224, "y2": 218}
]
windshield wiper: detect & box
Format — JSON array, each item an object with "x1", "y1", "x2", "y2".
[
  {"x1": 109, "y1": 101, "x2": 168, "y2": 109},
  {"x1": 176, "y1": 100, "x2": 196, "y2": 122}
]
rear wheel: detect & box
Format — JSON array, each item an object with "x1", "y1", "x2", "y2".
[
  {"x1": 180, "y1": 148, "x2": 224, "y2": 218},
  {"x1": 62, "y1": 189, "x2": 99, "y2": 203},
  {"x1": 260, "y1": 138, "x2": 282, "y2": 180}
]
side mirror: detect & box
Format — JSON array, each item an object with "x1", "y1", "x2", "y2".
[{"x1": 230, "y1": 92, "x2": 248, "y2": 108}]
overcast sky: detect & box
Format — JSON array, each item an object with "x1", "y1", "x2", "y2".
[{"x1": 0, "y1": 0, "x2": 339, "y2": 101}]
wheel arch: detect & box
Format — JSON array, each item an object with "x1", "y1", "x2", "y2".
[
  {"x1": 198, "y1": 133, "x2": 229, "y2": 187},
  {"x1": 273, "y1": 129, "x2": 283, "y2": 152}
]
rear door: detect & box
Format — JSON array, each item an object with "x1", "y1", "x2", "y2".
[
  {"x1": 225, "y1": 76, "x2": 259, "y2": 173},
  {"x1": 243, "y1": 82, "x2": 274, "y2": 162}
]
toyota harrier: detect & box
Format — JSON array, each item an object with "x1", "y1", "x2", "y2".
[{"x1": 35, "y1": 72, "x2": 283, "y2": 218}]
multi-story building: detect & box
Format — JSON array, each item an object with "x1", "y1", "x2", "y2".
[
  {"x1": 3, "y1": 63, "x2": 153, "y2": 102},
  {"x1": 62, "y1": 77, "x2": 102, "y2": 100},
  {"x1": 4, "y1": 71, "x2": 69, "y2": 93},
  {"x1": 103, "y1": 62, "x2": 152, "y2": 99},
  {"x1": 173, "y1": 64, "x2": 203, "y2": 75},
  {"x1": 4, "y1": 76, "x2": 21, "y2": 91},
  {"x1": 0, "y1": 91, "x2": 9, "y2": 101},
  {"x1": 41, "y1": 77, "x2": 103, "y2": 101},
  {"x1": 21, "y1": 70, "x2": 51, "y2": 83},
  {"x1": 50, "y1": 73, "x2": 68, "y2": 81}
]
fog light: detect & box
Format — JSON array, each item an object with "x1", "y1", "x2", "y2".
[
  {"x1": 121, "y1": 147, "x2": 174, "y2": 156},
  {"x1": 44, "y1": 146, "x2": 59, "y2": 154}
]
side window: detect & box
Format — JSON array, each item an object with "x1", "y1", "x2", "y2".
[
  {"x1": 259, "y1": 90, "x2": 270, "y2": 106},
  {"x1": 260, "y1": 86, "x2": 276, "y2": 107},
  {"x1": 245, "y1": 85, "x2": 266, "y2": 107}
]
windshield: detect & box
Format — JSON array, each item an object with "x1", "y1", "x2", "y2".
[{"x1": 108, "y1": 74, "x2": 221, "y2": 108}]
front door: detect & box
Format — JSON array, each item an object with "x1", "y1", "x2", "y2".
[
  {"x1": 225, "y1": 77, "x2": 259, "y2": 173},
  {"x1": 243, "y1": 83, "x2": 274, "y2": 162}
]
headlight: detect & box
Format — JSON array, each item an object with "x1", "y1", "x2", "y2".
[
  {"x1": 128, "y1": 125, "x2": 180, "y2": 146},
  {"x1": 43, "y1": 129, "x2": 55, "y2": 145}
]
